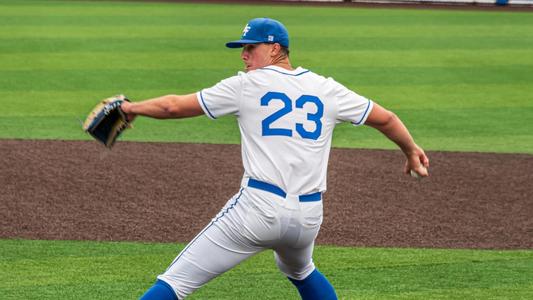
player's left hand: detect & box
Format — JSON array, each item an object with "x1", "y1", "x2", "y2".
[
  {"x1": 82, "y1": 94, "x2": 133, "y2": 148},
  {"x1": 404, "y1": 144, "x2": 429, "y2": 178},
  {"x1": 120, "y1": 100, "x2": 137, "y2": 123}
]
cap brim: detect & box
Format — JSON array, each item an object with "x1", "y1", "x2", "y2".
[{"x1": 225, "y1": 39, "x2": 263, "y2": 48}]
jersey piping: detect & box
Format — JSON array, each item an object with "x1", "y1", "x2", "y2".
[
  {"x1": 198, "y1": 90, "x2": 216, "y2": 119},
  {"x1": 260, "y1": 67, "x2": 310, "y2": 76},
  {"x1": 351, "y1": 100, "x2": 373, "y2": 125}
]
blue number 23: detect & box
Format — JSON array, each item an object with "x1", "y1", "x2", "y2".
[{"x1": 261, "y1": 91, "x2": 323, "y2": 140}]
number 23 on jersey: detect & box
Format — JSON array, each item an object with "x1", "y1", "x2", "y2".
[{"x1": 261, "y1": 91, "x2": 324, "y2": 140}]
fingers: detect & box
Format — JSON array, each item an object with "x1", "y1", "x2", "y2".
[
  {"x1": 405, "y1": 146, "x2": 430, "y2": 178},
  {"x1": 421, "y1": 151, "x2": 430, "y2": 168},
  {"x1": 414, "y1": 164, "x2": 429, "y2": 177}
]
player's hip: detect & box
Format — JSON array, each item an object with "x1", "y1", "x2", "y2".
[{"x1": 212, "y1": 181, "x2": 323, "y2": 247}]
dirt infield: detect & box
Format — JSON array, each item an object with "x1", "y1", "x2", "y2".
[{"x1": 1, "y1": 139, "x2": 532, "y2": 249}]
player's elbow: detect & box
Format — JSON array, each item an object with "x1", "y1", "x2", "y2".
[
  {"x1": 164, "y1": 95, "x2": 184, "y2": 118},
  {"x1": 383, "y1": 111, "x2": 398, "y2": 127}
]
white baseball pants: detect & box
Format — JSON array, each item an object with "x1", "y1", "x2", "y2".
[{"x1": 158, "y1": 182, "x2": 324, "y2": 299}]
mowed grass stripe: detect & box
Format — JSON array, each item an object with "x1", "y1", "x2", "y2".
[
  {"x1": 3, "y1": 50, "x2": 533, "y2": 70},
  {"x1": 1, "y1": 110, "x2": 531, "y2": 153},
  {"x1": 0, "y1": 115, "x2": 241, "y2": 144},
  {"x1": 2, "y1": 0, "x2": 532, "y2": 20},
  {"x1": 0, "y1": 69, "x2": 232, "y2": 92},
  {"x1": 360, "y1": 83, "x2": 533, "y2": 109},
  {"x1": 1, "y1": 83, "x2": 531, "y2": 115},
  {"x1": 2, "y1": 36, "x2": 532, "y2": 54},
  {"x1": 2, "y1": 24, "x2": 533, "y2": 39},
  {"x1": 0, "y1": 52, "x2": 240, "y2": 70},
  {"x1": 1, "y1": 66, "x2": 530, "y2": 92},
  {"x1": 1, "y1": 239, "x2": 532, "y2": 299}
]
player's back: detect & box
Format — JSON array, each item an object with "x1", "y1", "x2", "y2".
[
  {"x1": 237, "y1": 65, "x2": 371, "y2": 195},
  {"x1": 198, "y1": 65, "x2": 372, "y2": 195}
]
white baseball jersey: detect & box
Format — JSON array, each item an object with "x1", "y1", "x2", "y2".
[
  {"x1": 197, "y1": 65, "x2": 373, "y2": 196},
  {"x1": 158, "y1": 66, "x2": 374, "y2": 298}
]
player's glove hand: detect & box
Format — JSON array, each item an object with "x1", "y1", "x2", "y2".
[{"x1": 82, "y1": 94, "x2": 132, "y2": 148}]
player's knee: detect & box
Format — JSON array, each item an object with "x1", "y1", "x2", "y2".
[
  {"x1": 275, "y1": 254, "x2": 315, "y2": 280},
  {"x1": 288, "y1": 269, "x2": 337, "y2": 300},
  {"x1": 139, "y1": 280, "x2": 179, "y2": 300}
]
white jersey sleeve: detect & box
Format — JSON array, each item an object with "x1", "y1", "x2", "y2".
[
  {"x1": 197, "y1": 74, "x2": 243, "y2": 119},
  {"x1": 327, "y1": 78, "x2": 373, "y2": 126}
]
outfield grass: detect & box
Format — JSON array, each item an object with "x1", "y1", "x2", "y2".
[
  {"x1": 0, "y1": 239, "x2": 532, "y2": 300},
  {"x1": 0, "y1": 0, "x2": 532, "y2": 153}
]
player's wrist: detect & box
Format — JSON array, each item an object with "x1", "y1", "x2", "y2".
[
  {"x1": 120, "y1": 101, "x2": 138, "y2": 122},
  {"x1": 120, "y1": 101, "x2": 132, "y2": 114}
]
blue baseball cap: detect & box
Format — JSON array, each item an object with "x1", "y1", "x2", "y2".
[{"x1": 226, "y1": 18, "x2": 289, "y2": 48}]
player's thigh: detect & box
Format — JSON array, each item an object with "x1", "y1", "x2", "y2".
[
  {"x1": 158, "y1": 223, "x2": 262, "y2": 298},
  {"x1": 158, "y1": 190, "x2": 262, "y2": 298}
]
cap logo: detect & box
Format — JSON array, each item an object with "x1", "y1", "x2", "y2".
[
  {"x1": 242, "y1": 24, "x2": 251, "y2": 37},
  {"x1": 268, "y1": 35, "x2": 274, "y2": 42}
]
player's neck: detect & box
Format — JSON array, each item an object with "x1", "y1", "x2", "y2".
[{"x1": 270, "y1": 57, "x2": 293, "y2": 71}]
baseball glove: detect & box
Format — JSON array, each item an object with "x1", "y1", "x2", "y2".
[{"x1": 83, "y1": 94, "x2": 132, "y2": 148}]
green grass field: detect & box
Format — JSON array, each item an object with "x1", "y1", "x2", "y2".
[
  {"x1": 1, "y1": 1, "x2": 532, "y2": 299},
  {"x1": 1, "y1": 239, "x2": 532, "y2": 299},
  {"x1": 1, "y1": 0, "x2": 532, "y2": 152}
]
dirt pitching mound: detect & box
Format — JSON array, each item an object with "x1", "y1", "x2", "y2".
[{"x1": 1, "y1": 140, "x2": 531, "y2": 249}]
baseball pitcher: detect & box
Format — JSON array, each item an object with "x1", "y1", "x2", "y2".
[{"x1": 114, "y1": 18, "x2": 429, "y2": 300}]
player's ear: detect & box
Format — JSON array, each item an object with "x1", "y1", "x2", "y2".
[{"x1": 270, "y1": 43, "x2": 281, "y2": 56}]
